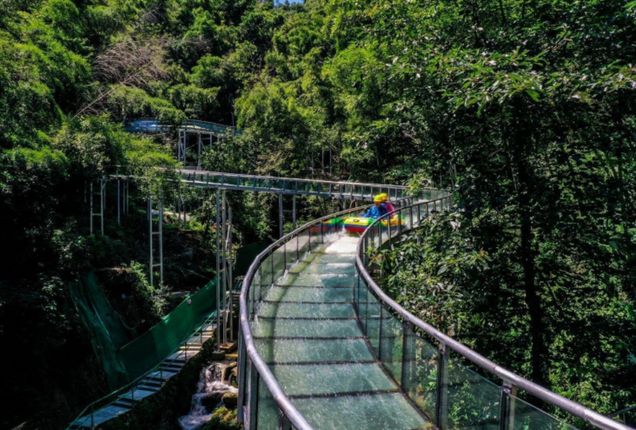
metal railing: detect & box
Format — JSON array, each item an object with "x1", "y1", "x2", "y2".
[
  {"x1": 354, "y1": 194, "x2": 634, "y2": 430},
  {"x1": 124, "y1": 118, "x2": 239, "y2": 135},
  {"x1": 237, "y1": 186, "x2": 422, "y2": 430},
  {"x1": 66, "y1": 312, "x2": 216, "y2": 430},
  {"x1": 177, "y1": 169, "x2": 409, "y2": 201}
]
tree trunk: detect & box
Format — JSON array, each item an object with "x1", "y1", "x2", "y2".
[{"x1": 513, "y1": 101, "x2": 548, "y2": 388}]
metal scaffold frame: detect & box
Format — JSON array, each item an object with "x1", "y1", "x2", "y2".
[{"x1": 148, "y1": 194, "x2": 164, "y2": 287}]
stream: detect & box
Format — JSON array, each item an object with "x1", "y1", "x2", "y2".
[{"x1": 178, "y1": 361, "x2": 238, "y2": 430}]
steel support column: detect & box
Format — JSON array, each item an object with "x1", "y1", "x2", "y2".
[
  {"x1": 221, "y1": 191, "x2": 228, "y2": 345},
  {"x1": 279, "y1": 194, "x2": 284, "y2": 239},
  {"x1": 215, "y1": 188, "x2": 221, "y2": 351}
]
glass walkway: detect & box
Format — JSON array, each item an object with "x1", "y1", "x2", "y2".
[{"x1": 250, "y1": 234, "x2": 430, "y2": 429}]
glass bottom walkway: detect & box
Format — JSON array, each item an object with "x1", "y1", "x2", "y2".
[{"x1": 250, "y1": 233, "x2": 432, "y2": 429}]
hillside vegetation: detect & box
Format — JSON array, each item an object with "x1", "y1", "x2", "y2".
[{"x1": 0, "y1": 0, "x2": 635, "y2": 428}]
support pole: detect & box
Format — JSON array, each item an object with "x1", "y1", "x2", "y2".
[
  {"x1": 228, "y1": 205, "x2": 234, "y2": 342},
  {"x1": 436, "y1": 343, "x2": 449, "y2": 429},
  {"x1": 183, "y1": 128, "x2": 187, "y2": 168},
  {"x1": 117, "y1": 179, "x2": 121, "y2": 224},
  {"x1": 178, "y1": 130, "x2": 182, "y2": 163},
  {"x1": 292, "y1": 195, "x2": 297, "y2": 231},
  {"x1": 148, "y1": 194, "x2": 153, "y2": 287},
  {"x1": 215, "y1": 188, "x2": 221, "y2": 351},
  {"x1": 197, "y1": 133, "x2": 202, "y2": 170},
  {"x1": 279, "y1": 194, "x2": 284, "y2": 238},
  {"x1": 100, "y1": 179, "x2": 105, "y2": 235},
  {"x1": 159, "y1": 196, "x2": 164, "y2": 285},
  {"x1": 90, "y1": 182, "x2": 93, "y2": 235},
  {"x1": 221, "y1": 191, "x2": 228, "y2": 345}
]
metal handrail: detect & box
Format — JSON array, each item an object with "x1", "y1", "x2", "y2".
[
  {"x1": 65, "y1": 309, "x2": 217, "y2": 430},
  {"x1": 238, "y1": 190, "x2": 416, "y2": 430},
  {"x1": 176, "y1": 168, "x2": 417, "y2": 191},
  {"x1": 354, "y1": 195, "x2": 634, "y2": 430}
]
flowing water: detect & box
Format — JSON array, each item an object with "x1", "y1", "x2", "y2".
[{"x1": 178, "y1": 361, "x2": 238, "y2": 430}]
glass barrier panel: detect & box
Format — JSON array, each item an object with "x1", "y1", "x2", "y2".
[
  {"x1": 257, "y1": 371, "x2": 279, "y2": 429},
  {"x1": 248, "y1": 269, "x2": 256, "y2": 318},
  {"x1": 284, "y1": 240, "x2": 296, "y2": 272},
  {"x1": 356, "y1": 277, "x2": 368, "y2": 334},
  {"x1": 272, "y1": 245, "x2": 287, "y2": 285},
  {"x1": 446, "y1": 358, "x2": 502, "y2": 430},
  {"x1": 298, "y1": 228, "x2": 310, "y2": 259},
  {"x1": 380, "y1": 306, "x2": 404, "y2": 382},
  {"x1": 260, "y1": 255, "x2": 273, "y2": 296},
  {"x1": 508, "y1": 393, "x2": 578, "y2": 430},
  {"x1": 403, "y1": 328, "x2": 439, "y2": 420},
  {"x1": 366, "y1": 294, "x2": 382, "y2": 355},
  {"x1": 308, "y1": 224, "x2": 323, "y2": 254}
]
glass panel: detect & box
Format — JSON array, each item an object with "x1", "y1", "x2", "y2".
[
  {"x1": 291, "y1": 392, "x2": 428, "y2": 430},
  {"x1": 255, "y1": 338, "x2": 374, "y2": 363},
  {"x1": 265, "y1": 286, "x2": 354, "y2": 303},
  {"x1": 272, "y1": 245, "x2": 286, "y2": 283},
  {"x1": 261, "y1": 255, "x2": 273, "y2": 291},
  {"x1": 366, "y1": 300, "x2": 382, "y2": 355},
  {"x1": 403, "y1": 329, "x2": 439, "y2": 420},
  {"x1": 509, "y1": 393, "x2": 578, "y2": 430},
  {"x1": 258, "y1": 302, "x2": 356, "y2": 318},
  {"x1": 269, "y1": 362, "x2": 396, "y2": 396},
  {"x1": 252, "y1": 318, "x2": 362, "y2": 338},
  {"x1": 256, "y1": 372, "x2": 278, "y2": 429},
  {"x1": 447, "y1": 358, "x2": 502, "y2": 430},
  {"x1": 380, "y1": 307, "x2": 403, "y2": 382}
]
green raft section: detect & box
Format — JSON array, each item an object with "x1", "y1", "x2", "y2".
[{"x1": 250, "y1": 234, "x2": 431, "y2": 430}]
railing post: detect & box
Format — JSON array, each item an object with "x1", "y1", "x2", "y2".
[
  {"x1": 279, "y1": 193, "x2": 284, "y2": 239},
  {"x1": 91, "y1": 403, "x2": 95, "y2": 429},
  {"x1": 248, "y1": 361, "x2": 259, "y2": 430},
  {"x1": 400, "y1": 322, "x2": 410, "y2": 388},
  {"x1": 216, "y1": 189, "x2": 221, "y2": 351},
  {"x1": 292, "y1": 195, "x2": 297, "y2": 231},
  {"x1": 320, "y1": 217, "x2": 324, "y2": 244},
  {"x1": 387, "y1": 216, "x2": 392, "y2": 249},
  {"x1": 117, "y1": 179, "x2": 121, "y2": 224},
  {"x1": 237, "y1": 329, "x2": 246, "y2": 422},
  {"x1": 499, "y1": 382, "x2": 517, "y2": 430},
  {"x1": 436, "y1": 343, "x2": 449, "y2": 429},
  {"x1": 378, "y1": 303, "x2": 384, "y2": 361},
  {"x1": 278, "y1": 410, "x2": 292, "y2": 430}
]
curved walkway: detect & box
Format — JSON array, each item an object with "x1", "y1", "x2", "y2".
[
  {"x1": 251, "y1": 233, "x2": 429, "y2": 429},
  {"x1": 238, "y1": 193, "x2": 634, "y2": 430}
]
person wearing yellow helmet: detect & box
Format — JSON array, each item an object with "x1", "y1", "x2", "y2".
[
  {"x1": 362, "y1": 194, "x2": 388, "y2": 219},
  {"x1": 377, "y1": 193, "x2": 396, "y2": 214}
]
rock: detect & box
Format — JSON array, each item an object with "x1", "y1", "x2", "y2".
[
  {"x1": 220, "y1": 342, "x2": 237, "y2": 353},
  {"x1": 222, "y1": 392, "x2": 238, "y2": 409},
  {"x1": 210, "y1": 351, "x2": 226, "y2": 361},
  {"x1": 201, "y1": 393, "x2": 224, "y2": 411}
]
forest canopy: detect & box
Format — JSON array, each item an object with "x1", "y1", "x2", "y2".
[{"x1": 0, "y1": 0, "x2": 635, "y2": 428}]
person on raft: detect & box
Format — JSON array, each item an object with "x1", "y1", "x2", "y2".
[
  {"x1": 378, "y1": 193, "x2": 396, "y2": 215},
  {"x1": 362, "y1": 195, "x2": 389, "y2": 219}
]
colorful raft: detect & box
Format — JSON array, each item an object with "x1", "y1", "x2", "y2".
[
  {"x1": 308, "y1": 217, "x2": 344, "y2": 234},
  {"x1": 343, "y1": 216, "x2": 405, "y2": 233}
]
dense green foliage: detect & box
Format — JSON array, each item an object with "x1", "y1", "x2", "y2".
[{"x1": 1, "y1": 0, "x2": 635, "y2": 427}]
